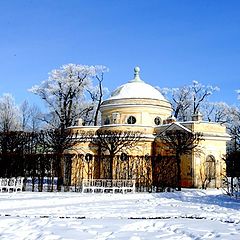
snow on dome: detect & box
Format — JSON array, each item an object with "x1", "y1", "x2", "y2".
[{"x1": 108, "y1": 67, "x2": 166, "y2": 101}]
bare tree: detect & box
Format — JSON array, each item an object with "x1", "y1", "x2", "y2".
[
  {"x1": 226, "y1": 106, "x2": 240, "y2": 152},
  {"x1": 223, "y1": 105, "x2": 240, "y2": 196},
  {"x1": 0, "y1": 94, "x2": 20, "y2": 132},
  {"x1": 159, "y1": 129, "x2": 203, "y2": 191},
  {"x1": 87, "y1": 66, "x2": 109, "y2": 126},
  {"x1": 91, "y1": 129, "x2": 142, "y2": 179},
  {"x1": 35, "y1": 128, "x2": 92, "y2": 190},
  {"x1": 191, "y1": 80, "x2": 219, "y2": 115},
  {"x1": 0, "y1": 131, "x2": 38, "y2": 177},
  {"x1": 162, "y1": 81, "x2": 219, "y2": 121},
  {"x1": 19, "y1": 100, "x2": 30, "y2": 131},
  {"x1": 29, "y1": 64, "x2": 108, "y2": 129},
  {"x1": 152, "y1": 155, "x2": 177, "y2": 191},
  {"x1": 28, "y1": 104, "x2": 42, "y2": 131},
  {"x1": 201, "y1": 101, "x2": 230, "y2": 124},
  {"x1": 19, "y1": 100, "x2": 42, "y2": 131},
  {"x1": 161, "y1": 87, "x2": 192, "y2": 121},
  {"x1": 29, "y1": 63, "x2": 108, "y2": 189},
  {"x1": 37, "y1": 128, "x2": 80, "y2": 189},
  {"x1": 221, "y1": 152, "x2": 240, "y2": 196}
]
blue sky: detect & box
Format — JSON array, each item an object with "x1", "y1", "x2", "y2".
[{"x1": 0, "y1": 0, "x2": 240, "y2": 107}]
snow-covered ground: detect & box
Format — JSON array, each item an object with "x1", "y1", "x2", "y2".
[{"x1": 0, "y1": 189, "x2": 240, "y2": 239}]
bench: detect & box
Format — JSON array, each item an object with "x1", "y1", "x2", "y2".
[
  {"x1": 0, "y1": 177, "x2": 24, "y2": 192},
  {"x1": 25, "y1": 177, "x2": 58, "y2": 192},
  {"x1": 81, "y1": 179, "x2": 135, "y2": 194}
]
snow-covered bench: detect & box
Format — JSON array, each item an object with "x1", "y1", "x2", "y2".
[
  {"x1": 81, "y1": 179, "x2": 135, "y2": 194},
  {"x1": 0, "y1": 177, "x2": 24, "y2": 192}
]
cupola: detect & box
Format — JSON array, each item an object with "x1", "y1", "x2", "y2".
[{"x1": 100, "y1": 67, "x2": 172, "y2": 126}]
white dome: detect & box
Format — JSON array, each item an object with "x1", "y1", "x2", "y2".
[
  {"x1": 109, "y1": 81, "x2": 166, "y2": 100},
  {"x1": 108, "y1": 67, "x2": 166, "y2": 101}
]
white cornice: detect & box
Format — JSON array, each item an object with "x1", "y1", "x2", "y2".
[{"x1": 100, "y1": 103, "x2": 172, "y2": 111}]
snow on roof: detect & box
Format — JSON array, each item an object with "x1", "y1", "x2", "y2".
[
  {"x1": 108, "y1": 67, "x2": 166, "y2": 101},
  {"x1": 163, "y1": 122, "x2": 192, "y2": 133}
]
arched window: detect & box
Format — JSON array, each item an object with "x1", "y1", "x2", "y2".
[
  {"x1": 120, "y1": 153, "x2": 128, "y2": 161},
  {"x1": 85, "y1": 153, "x2": 93, "y2": 162},
  {"x1": 145, "y1": 154, "x2": 150, "y2": 161},
  {"x1": 127, "y1": 116, "x2": 136, "y2": 124},
  {"x1": 104, "y1": 117, "x2": 110, "y2": 125},
  {"x1": 154, "y1": 116, "x2": 161, "y2": 125},
  {"x1": 205, "y1": 155, "x2": 216, "y2": 181}
]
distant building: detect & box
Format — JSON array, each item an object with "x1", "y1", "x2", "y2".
[{"x1": 67, "y1": 67, "x2": 230, "y2": 189}]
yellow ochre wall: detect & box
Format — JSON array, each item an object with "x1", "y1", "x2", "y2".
[
  {"x1": 68, "y1": 120, "x2": 229, "y2": 188},
  {"x1": 67, "y1": 66, "x2": 229, "y2": 189}
]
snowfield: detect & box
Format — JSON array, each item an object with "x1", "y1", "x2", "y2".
[{"x1": 0, "y1": 189, "x2": 240, "y2": 239}]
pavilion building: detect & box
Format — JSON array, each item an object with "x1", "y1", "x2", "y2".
[{"x1": 67, "y1": 67, "x2": 230, "y2": 189}]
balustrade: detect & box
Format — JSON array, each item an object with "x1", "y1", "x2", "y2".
[{"x1": 81, "y1": 179, "x2": 135, "y2": 193}]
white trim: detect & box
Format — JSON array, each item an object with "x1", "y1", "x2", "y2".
[
  {"x1": 100, "y1": 103, "x2": 171, "y2": 111},
  {"x1": 202, "y1": 135, "x2": 231, "y2": 141},
  {"x1": 159, "y1": 122, "x2": 192, "y2": 134},
  {"x1": 68, "y1": 126, "x2": 100, "y2": 129}
]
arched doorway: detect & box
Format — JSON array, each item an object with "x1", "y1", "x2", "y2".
[{"x1": 205, "y1": 155, "x2": 216, "y2": 188}]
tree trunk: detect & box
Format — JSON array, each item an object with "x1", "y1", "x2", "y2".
[
  {"x1": 94, "y1": 77, "x2": 103, "y2": 126},
  {"x1": 96, "y1": 148, "x2": 101, "y2": 179},
  {"x1": 64, "y1": 155, "x2": 72, "y2": 191},
  {"x1": 109, "y1": 154, "x2": 114, "y2": 179},
  {"x1": 231, "y1": 176, "x2": 234, "y2": 196},
  {"x1": 56, "y1": 155, "x2": 64, "y2": 191},
  {"x1": 176, "y1": 152, "x2": 182, "y2": 191}
]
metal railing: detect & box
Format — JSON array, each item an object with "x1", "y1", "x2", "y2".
[{"x1": 81, "y1": 179, "x2": 135, "y2": 194}]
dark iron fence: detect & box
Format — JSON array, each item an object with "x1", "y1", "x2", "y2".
[{"x1": 70, "y1": 153, "x2": 178, "y2": 192}]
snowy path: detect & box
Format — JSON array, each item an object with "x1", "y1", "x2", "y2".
[{"x1": 0, "y1": 189, "x2": 240, "y2": 239}]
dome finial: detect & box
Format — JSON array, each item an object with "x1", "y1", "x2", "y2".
[
  {"x1": 134, "y1": 66, "x2": 140, "y2": 74},
  {"x1": 133, "y1": 66, "x2": 142, "y2": 82}
]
